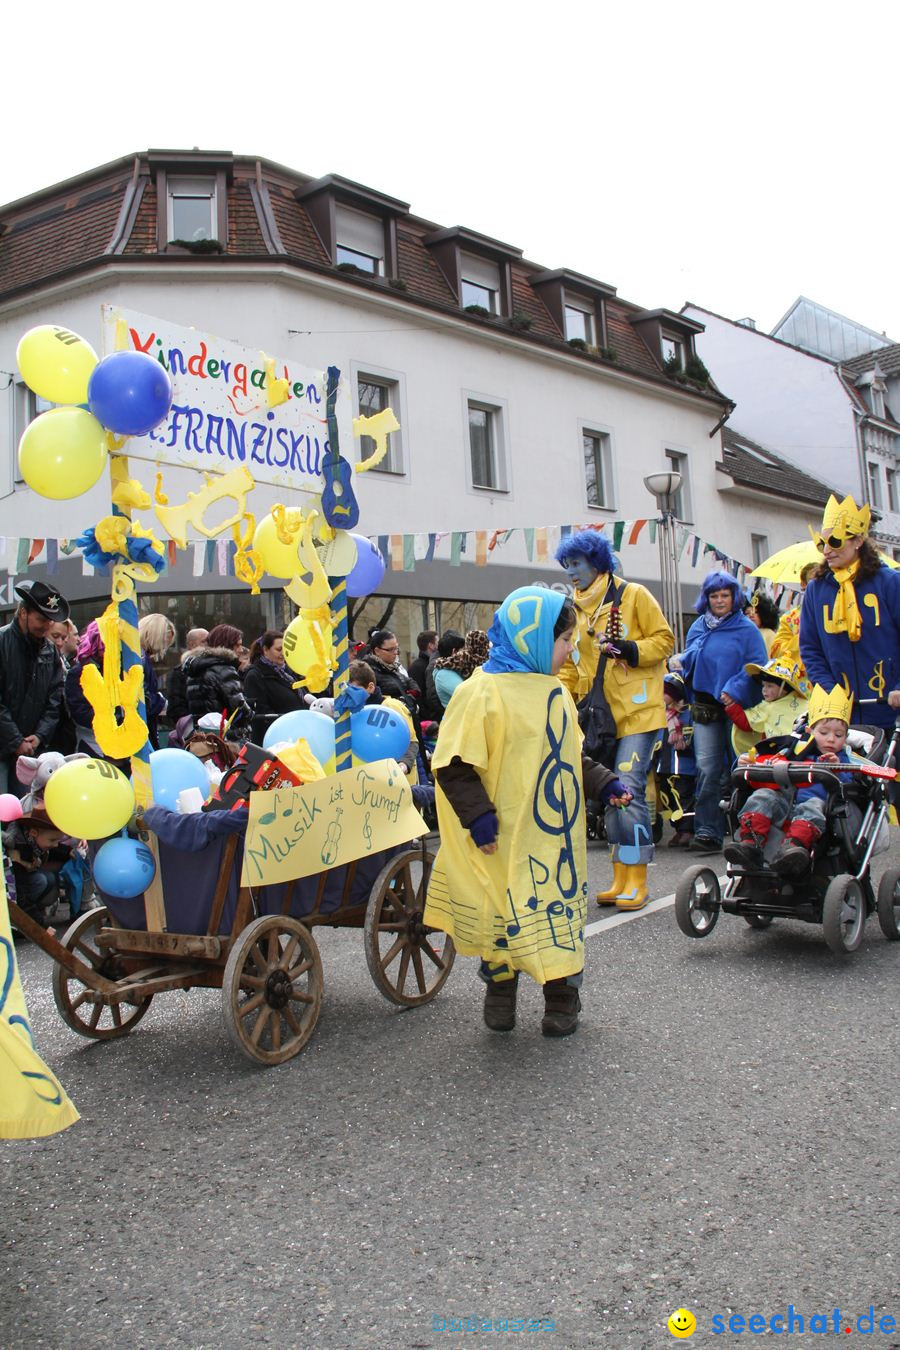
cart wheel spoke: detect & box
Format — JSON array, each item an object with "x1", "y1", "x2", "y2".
[
  {"x1": 283, "y1": 1006, "x2": 302, "y2": 1037},
  {"x1": 420, "y1": 937, "x2": 446, "y2": 971},
  {"x1": 250, "y1": 1004, "x2": 272, "y2": 1046},
  {"x1": 88, "y1": 1002, "x2": 103, "y2": 1030},
  {"x1": 411, "y1": 945, "x2": 426, "y2": 994},
  {"x1": 73, "y1": 938, "x2": 105, "y2": 968},
  {"x1": 240, "y1": 991, "x2": 266, "y2": 1016},
  {"x1": 379, "y1": 935, "x2": 405, "y2": 971},
  {"x1": 286, "y1": 958, "x2": 312, "y2": 981},
  {"x1": 271, "y1": 1013, "x2": 281, "y2": 1053},
  {"x1": 288, "y1": 988, "x2": 315, "y2": 1005},
  {"x1": 279, "y1": 935, "x2": 300, "y2": 972},
  {"x1": 396, "y1": 946, "x2": 411, "y2": 994},
  {"x1": 110, "y1": 1004, "x2": 123, "y2": 1029},
  {"x1": 240, "y1": 974, "x2": 265, "y2": 991}
]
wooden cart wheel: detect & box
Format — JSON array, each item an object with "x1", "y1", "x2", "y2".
[
  {"x1": 364, "y1": 846, "x2": 455, "y2": 1007},
  {"x1": 222, "y1": 915, "x2": 323, "y2": 1066},
  {"x1": 51, "y1": 907, "x2": 152, "y2": 1040}
]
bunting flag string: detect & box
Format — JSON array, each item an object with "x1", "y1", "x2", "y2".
[{"x1": 0, "y1": 521, "x2": 762, "y2": 587}]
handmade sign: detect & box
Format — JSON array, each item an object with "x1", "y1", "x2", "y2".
[
  {"x1": 241, "y1": 758, "x2": 427, "y2": 886},
  {"x1": 101, "y1": 306, "x2": 353, "y2": 492}
]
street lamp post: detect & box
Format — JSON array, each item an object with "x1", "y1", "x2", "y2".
[{"x1": 643, "y1": 470, "x2": 684, "y2": 651}]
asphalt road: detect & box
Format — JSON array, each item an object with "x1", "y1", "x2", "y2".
[{"x1": 3, "y1": 833, "x2": 898, "y2": 1350}]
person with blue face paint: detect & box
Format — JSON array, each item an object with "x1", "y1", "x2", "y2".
[
  {"x1": 555, "y1": 531, "x2": 674, "y2": 909},
  {"x1": 424, "y1": 587, "x2": 631, "y2": 1037}
]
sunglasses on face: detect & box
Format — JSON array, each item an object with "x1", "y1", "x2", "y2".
[{"x1": 814, "y1": 533, "x2": 858, "y2": 553}]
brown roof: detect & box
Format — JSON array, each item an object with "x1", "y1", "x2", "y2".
[
  {"x1": 720, "y1": 429, "x2": 835, "y2": 506},
  {"x1": 0, "y1": 151, "x2": 728, "y2": 407}
]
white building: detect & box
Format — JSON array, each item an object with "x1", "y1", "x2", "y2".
[{"x1": 0, "y1": 151, "x2": 836, "y2": 656}]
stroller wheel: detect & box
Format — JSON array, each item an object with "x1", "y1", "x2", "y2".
[
  {"x1": 876, "y1": 866, "x2": 900, "y2": 941},
  {"x1": 744, "y1": 913, "x2": 773, "y2": 930},
  {"x1": 674, "y1": 866, "x2": 720, "y2": 938},
  {"x1": 822, "y1": 875, "x2": 865, "y2": 955}
]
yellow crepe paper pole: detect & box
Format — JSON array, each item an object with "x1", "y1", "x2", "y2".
[{"x1": 331, "y1": 577, "x2": 351, "y2": 771}]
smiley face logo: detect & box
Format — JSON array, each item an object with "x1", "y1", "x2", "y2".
[{"x1": 668, "y1": 1307, "x2": 697, "y2": 1338}]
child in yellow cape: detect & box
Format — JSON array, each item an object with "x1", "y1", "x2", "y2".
[{"x1": 424, "y1": 587, "x2": 631, "y2": 1037}]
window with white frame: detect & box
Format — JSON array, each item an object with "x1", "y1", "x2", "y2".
[
  {"x1": 335, "y1": 205, "x2": 385, "y2": 275},
  {"x1": 887, "y1": 467, "x2": 900, "y2": 513},
  {"x1": 467, "y1": 399, "x2": 506, "y2": 490},
  {"x1": 565, "y1": 301, "x2": 594, "y2": 344},
  {"x1": 582, "y1": 428, "x2": 612, "y2": 508},
  {"x1": 664, "y1": 449, "x2": 691, "y2": 520},
  {"x1": 867, "y1": 460, "x2": 882, "y2": 509},
  {"x1": 460, "y1": 253, "x2": 500, "y2": 313},
  {"x1": 167, "y1": 177, "x2": 217, "y2": 243},
  {"x1": 10, "y1": 381, "x2": 52, "y2": 487},
  {"x1": 661, "y1": 333, "x2": 684, "y2": 369},
  {"x1": 356, "y1": 374, "x2": 403, "y2": 473},
  {"x1": 751, "y1": 533, "x2": 769, "y2": 568}
]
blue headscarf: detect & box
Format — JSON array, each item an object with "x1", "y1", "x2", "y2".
[{"x1": 483, "y1": 586, "x2": 566, "y2": 676}]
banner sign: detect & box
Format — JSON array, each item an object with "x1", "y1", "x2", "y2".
[
  {"x1": 241, "y1": 758, "x2": 427, "y2": 886},
  {"x1": 101, "y1": 306, "x2": 353, "y2": 493}
]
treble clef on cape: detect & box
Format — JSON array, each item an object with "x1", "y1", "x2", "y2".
[
  {"x1": 532, "y1": 685, "x2": 581, "y2": 899},
  {"x1": 319, "y1": 366, "x2": 359, "y2": 529}
]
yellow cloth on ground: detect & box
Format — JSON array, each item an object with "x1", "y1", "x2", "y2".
[
  {"x1": 0, "y1": 854, "x2": 79, "y2": 1139},
  {"x1": 730, "y1": 690, "x2": 808, "y2": 757},
  {"x1": 557, "y1": 571, "x2": 673, "y2": 737},
  {"x1": 425, "y1": 670, "x2": 587, "y2": 984}
]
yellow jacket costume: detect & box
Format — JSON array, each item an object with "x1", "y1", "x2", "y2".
[{"x1": 557, "y1": 572, "x2": 673, "y2": 736}]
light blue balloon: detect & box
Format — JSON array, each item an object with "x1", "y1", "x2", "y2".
[
  {"x1": 350, "y1": 706, "x2": 411, "y2": 763},
  {"x1": 150, "y1": 747, "x2": 210, "y2": 810},
  {"x1": 93, "y1": 837, "x2": 157, "y2": 900},
  {"x1": 263, "y1": 709, "x2": 336, "y2": 766}
]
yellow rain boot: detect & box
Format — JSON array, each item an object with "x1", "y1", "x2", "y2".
[
  {"x1": 597, "y1": 861, "x2": 627, "y2": 905},
  {"x1": 615, "y1": 864, "x2": 649, "y2": 911}
]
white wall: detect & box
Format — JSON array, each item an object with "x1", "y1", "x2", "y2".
[
  {"x1": 683, "y1": 306, "x2": 862, "y2": 498},
  {"x1": 0, "y1": 268, "x2": 833, "y2": 594}
]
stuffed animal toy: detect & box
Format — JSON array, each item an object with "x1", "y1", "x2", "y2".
[
  {"x1": 303, "y1": 694, "x2": 335, "y2": 718},
  {"x1": 16, "y1": 751, "x2": 90, "y2": 814}
]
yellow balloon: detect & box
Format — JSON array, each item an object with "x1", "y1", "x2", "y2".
[
  {"x1": 282, "y1": 613, "x2": 334, "y2": 682},
  {"x1": 16, "y1": 324, "x2": 98, "y2": 405},
  {"x1": 253, "y1": 510, "x2": 304, "y2": 578},
  {"x1": 44, "y1": 758, "x2": 135, "y2": 840},
  {"x1": 18, "y1": 407, "x2": 109, "y2": 499}
]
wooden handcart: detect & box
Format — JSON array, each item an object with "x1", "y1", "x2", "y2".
[{"x1": 9, "y1": 827, "x2": 454, "y2": 1066}]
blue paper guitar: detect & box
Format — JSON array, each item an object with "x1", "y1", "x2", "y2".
[{"x1": 320, "y1": 365, "x2": 360, "y2": 529}]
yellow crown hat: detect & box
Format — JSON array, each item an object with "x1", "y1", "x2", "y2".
[
  {"x1": 807, "y1": 683, "x2": 853, "y2": 727},
  {"x1": 809, "y1": 493, "x2": 871, "y2": 548}
]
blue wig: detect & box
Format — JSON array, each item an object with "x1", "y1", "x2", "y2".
[
  {"x1": 694, "y1": 569, "x2": 743, "y2": 614},
  {"x1": 555, "y1": 529, "x2": 617, "y2": 575}
]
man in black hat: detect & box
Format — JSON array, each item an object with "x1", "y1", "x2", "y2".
[{"x1": 0, "y1": 579, "x2": 69, "y2": 794}]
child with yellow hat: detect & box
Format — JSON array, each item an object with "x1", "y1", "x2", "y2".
[
  {"x1": 724, "y1": 684, "x2": 857, "y2": 875},
  {"x1": 724, "y1": 656, "x2": 809, "y2": 757}
]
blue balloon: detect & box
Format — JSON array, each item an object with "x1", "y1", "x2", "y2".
[
  {"x1": 345, "y1": 535, "x2": 386, "y2": 598},
  {"x1": 93, "y1": 837, "x2": 157, "y2": 900},
  {"x1": 351, "y1": 706, "x2": 411, "y2": 763},
  {"x1": 263, "y1": 709, "x2": 336, "y2": 766},
  {"x1": 150, "y1": 747, "x2": 210, "y2": 810},
  {"x1": 88, "y1": 350, "x2": 174, "y2": 436}
]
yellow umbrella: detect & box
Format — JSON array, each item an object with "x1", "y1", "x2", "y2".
[{"x1": 752, "y1": 540, "x2": 899, "y2": 584}]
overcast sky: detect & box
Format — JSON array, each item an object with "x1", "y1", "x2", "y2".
[{"x1": 6, "y1": 1, "x2": 899, "y2": 339}]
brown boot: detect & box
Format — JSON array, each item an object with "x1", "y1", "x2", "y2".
[
  {"x1": 483, "y1": 974, "x2": 518, "y2": 1031},
  {"x1": 541, "y1": 977, "x2": 581, "y2": 1037}
]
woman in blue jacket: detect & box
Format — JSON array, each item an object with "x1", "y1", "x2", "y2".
[
  {"x1": 799, "y1": 495, "x2": 900, "y2": 731},
  {"x1": 677, "y1": 571, "x2": 767, "y2": 853}
]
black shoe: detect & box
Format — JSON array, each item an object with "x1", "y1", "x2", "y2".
[
  {"x1": 772, "y1": 842, "x2": 812, "y2": 875},
  {"x1": 688, "y1": 836, "x2": 721, "y2": 855},
  {"x1": 541, "y1": 980, "x2": 581, "y2": 1037},
  {"x1": 483, "y1": 976, "x2": 518, "y2": 1031},
  {"x1": 723, "y1": 839, "x2": 765, "y2": 868}
]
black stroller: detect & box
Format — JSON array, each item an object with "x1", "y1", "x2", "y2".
[{"x1": 675, "y1": 715, "x2": 900, "y2": 956}]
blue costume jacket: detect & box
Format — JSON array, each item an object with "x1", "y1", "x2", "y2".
[
  {"x1": 800, "y1": 565, "x2": 900, "y2": 729},
  {"x1": 680, "y1": 612, "x2": 768, "y2": 706}
]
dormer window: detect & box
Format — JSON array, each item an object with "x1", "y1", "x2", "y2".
[
  {"x1": 460, "y1": 253, "x2": 501, "y2": 312},
  {"x1": 565, "y1": 300, "x2": 595, "y2": 344},
  {"x1": 661, "y1": 333, "x2": 684, "y2": 369},
  {"x1": 335, "y1": 205, "x2": 385, "y2": 275},
  {"x1": 167, "y1": 177, "x2": 217, "y2": 243}
]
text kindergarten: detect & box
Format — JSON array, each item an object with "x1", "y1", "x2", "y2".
[
  {"x1": 241, "y1": 759, "x2": 428, "y2": 887},
  {"x1": 101, "y1": 305, "x2": 354, "y2": 491}
]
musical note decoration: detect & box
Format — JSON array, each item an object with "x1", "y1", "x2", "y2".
[
  {"x1": 320, "y1": 806, "x2": 344, "y2": 866},
  {"x1": 619, "y1": 821, "x2": 651, "y2": 865},
  {"x1": 532, "y1": 686, "x2": 580, "y2": 899},
  {"x1": 631, "y1": 680, "x2": 648, "y2": 705}
]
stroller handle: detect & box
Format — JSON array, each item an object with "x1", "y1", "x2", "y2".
[{"x1": 734, "y1": 762, "x2": 861, "y2": 789}]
